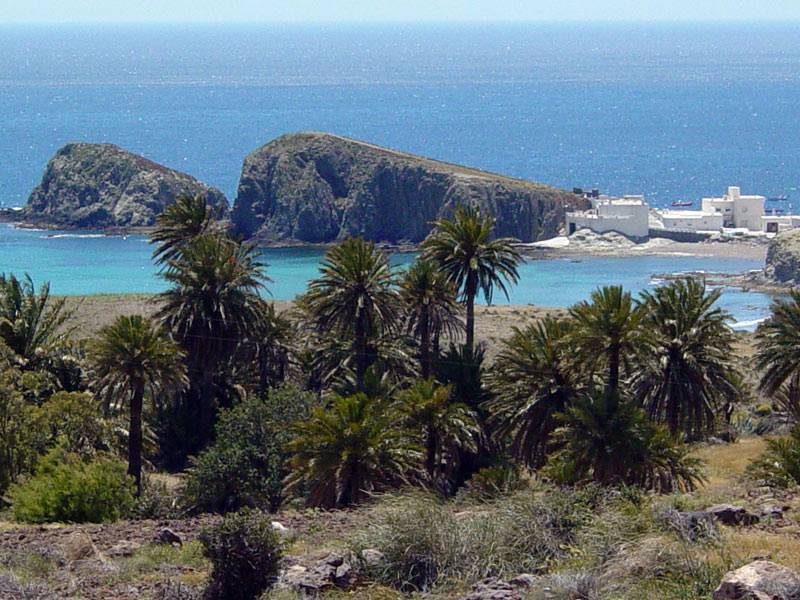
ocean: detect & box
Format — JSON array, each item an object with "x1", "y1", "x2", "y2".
[
  {"x1": 0, "y1": 224, "x2": 773, "y2": 329},
  {"x1": 0, "y1": 23, "x2": 795, "y2": 324}
]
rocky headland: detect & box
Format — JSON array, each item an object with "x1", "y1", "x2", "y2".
[
  {"x1": 22, "y1": 143, "x2": 228, "y2": 229},
  {"x1": 231, "y1": 132, "x2": 586, "y2": 244},
  {"x1": 763, "y1": 229, "x2": 800, "y2": 285}
]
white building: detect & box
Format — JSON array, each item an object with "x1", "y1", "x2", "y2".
[
  {"x1": 566, "y1": 195, "x2": 650, "y2": 240},
  {"x1": 658, "y1": 209, "x2": 724, "y2": 232},
  {"x1": 700, "y1": 186, "x2": 765, "y2": 231},
  {"x1": 762, "y1": 214, "x2": 800, "y2": 234}
]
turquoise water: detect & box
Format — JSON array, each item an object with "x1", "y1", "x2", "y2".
[{"x1": 0, "y1": 224, "x2": 773, "y2": 329}]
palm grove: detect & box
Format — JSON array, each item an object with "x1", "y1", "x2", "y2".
[{"x1": 2, "y1": 197, "x2": 800, "y2": 520}]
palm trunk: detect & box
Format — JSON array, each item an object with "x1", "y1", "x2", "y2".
[
  {"x1": 128, "y1": 384, "x2": 144, "y2": 496},
  {"x1": 355, "y1": 310, "x2": 368, "y2": 392},
  {"x1": 420, "y1": 305, "x2": 431, "y2": 379},
  {"x1": 608, "y1": 342, "x2": 621, "y2": 395},
  {"x1": 465, "y1": 289, "x2": 476, "y2": 355}
]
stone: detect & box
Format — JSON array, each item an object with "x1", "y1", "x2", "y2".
[
  {"x1": 706, "y1": 504, "x2": 760, "y2": 526},
  {"x1": 271, "y1": 521, "x2": 290, "y2": 536},
  {"x1": 458, "y1": 577, "x2": 523, "y2": 600},
  {"x1": 360, "y1": 548, "x2": 385, "y2": 568},
  {"x1": 62, "y1": 532, "x2": 98, "y2": 561},
  {"x1": 106, "y1": 540, "x2": 142, "y2": 558},
  {"x1": 764, "y1": 230, "x2": 800, "y2": 285},
  {"x1": 508, "y1": 573, "x2": 537, "y2": 588},
  {"x1": 277, "y1": 552, "x2": 356, "y2": 593},
  {"x1": 155, "y1": 527, "x2": 183, "y2": 546},
  {"x1": 713, "y1": 560, "x2": 800, "y2": 600},
  {"x1": 23, "y1": 143, "x2": 228, "y2": 229},
  {"x1": 761, "y1": 505, "x2": 785, "y2": 520},
  {"x1": 231, "y1": 132, "x2": 586, "y2": 245}
]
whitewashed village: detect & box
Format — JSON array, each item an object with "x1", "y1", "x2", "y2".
[{"x1": 563, "y1": 185, "x2": 797, "y2": 242}]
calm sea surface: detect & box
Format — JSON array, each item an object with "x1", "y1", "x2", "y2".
[{"x1": 0, "y1": 23, "x2": 794, "y2": 325}]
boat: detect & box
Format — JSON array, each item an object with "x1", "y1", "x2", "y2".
[
  {"x1": 768, "y1": 195, "x2": 789, "y2": 202},
  {"x1": 671, "y1": 200, "x2": 693, "y2": 207}
]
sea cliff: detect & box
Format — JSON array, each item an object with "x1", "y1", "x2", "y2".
[
  {"x1": 22, "y1": 144, "x2": 228, "y2": 229},
  {"x1": 232, "y1": 132, "x2": 585, "y2": 244}
]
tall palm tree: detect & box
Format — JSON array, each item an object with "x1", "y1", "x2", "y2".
[
  {"x1": 88, "y1": 315, "x2": 187, "y2": 494},
  {"x1": 546, "y1": 390, "x2": 703, "y2": 493},
  {"x1": 487, "y1": 317, "x2": 578, "y2": 468},
  {"x1": 0, "y1": 274, "x2": 71, "y2": 367},
  {"x1": 756, "y1": 290, "x2": 800, "y2": 397},
  {"x1": 421, "y1": 205, "x2": 521, "y2": 353},
  {"x1": 284, "y1": 393, "x2": 420, "y2": 508},
  {"x1": 158, "y1": 233, "x2": 268, "y2": 452},
  {"x1": 569, "y1": 285, "x2": 645, "y2": 395},
  {"x1": 303, "y1": 238, "x2": 401, "y2": 391},
  {"x1": 151, "y1": 194, "x2": 221, "y2": 265},
  {"x1": 394, "y1": 379, "x2": 480, "y2": 494},
  {"x1": 400, "y1": 259, "x2": 463, "y2": 378},
  {"x1": 636, "y1": 278, "x2": 738, "y2": 439}
]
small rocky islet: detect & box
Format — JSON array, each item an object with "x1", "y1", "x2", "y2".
[{"x1": 19, "y1": 132, "x2": 587, "y2": 243}]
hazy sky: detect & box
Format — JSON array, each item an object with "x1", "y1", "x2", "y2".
[{"x1": 2, "y1": 0, "x2": 800, "y2": 24}]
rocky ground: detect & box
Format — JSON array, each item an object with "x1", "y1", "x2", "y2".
[{"x1": 2, "y1": 439, "x2": 800, "y2": 599}]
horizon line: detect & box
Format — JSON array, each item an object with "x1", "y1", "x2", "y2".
[{"x1": 2, "y1": 18, "x2": 800, "y2": 26}]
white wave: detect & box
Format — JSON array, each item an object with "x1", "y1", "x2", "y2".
[
  {"x1": 730, "y1": 317, "x2": 768, "y2": 331},
  {"x1": 41, "y1": 233, "x2": 107, "y2": 239}
]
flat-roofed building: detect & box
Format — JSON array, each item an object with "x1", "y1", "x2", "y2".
[
  {"x1": 566, "y1": 195, "x2": 650, "y2": 240},
  {"x1": 658, "y1": 209, "x2": 724, "y2": 232},
  {"x1": 700, "y1": 186, "x2": 765, "y2": 231}
]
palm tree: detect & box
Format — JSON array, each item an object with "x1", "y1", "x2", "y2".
[
  {"x1": 756, "y1": 290, "x2": 800, "y2": 397},
  {"x1": 158, "y1": 233, "x2": 268, "y2": 452},
  {"x1": 303, "y1": 238, "x2": 401, "y2": 391},
  {"x1": 151, "y1": 194, "x2": 221, "y2": 265},
  {"x1": 284, "y1": 393, "x2": 420, "y2": 508},
  {"x1": 421, "y1": 205, "x2": 521, "y2": 353},
  {"x1": 88, "y1": 315, "x2": 187, "y2": 494},
  {"x1": 0, "y1": 274, "x2": 71, "y2": 367},
  {"x1": 546, "y1": 390, "x2": 703, "y2": 493},
  {"x1": 569, "y1": 285, "x2": 645, "y2": 395},
  {"x1": 394, "y1": 379, "x2": 480, "y2": 494},
  {"x1": 636, "y1": 278, "x2": 738, "y2": 439},
  {"x1": 487, "y1": 317, "x2": 578, "y2": 468},
  {"x1": 400, "y1": 259, "x2": 463, "y2": 377}
]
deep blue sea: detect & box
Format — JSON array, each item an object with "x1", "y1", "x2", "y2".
[{"x1": 0, "y1": 23, "x2": 795, "y2": 324}]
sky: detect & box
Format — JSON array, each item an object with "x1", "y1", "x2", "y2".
[{"x1": 1, "y1": 0, "x2": 800, "y2": 24}]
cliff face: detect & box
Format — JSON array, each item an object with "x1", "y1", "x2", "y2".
[
  {"x1": 23, "y1": 144, "x2": 228, "y2": 229},
  {"x1": 764, "y1": 229, "x2": 800, "y2": 284},
  {"x1": 232, "y1": 133, "x2": 585, "y2": 244}
]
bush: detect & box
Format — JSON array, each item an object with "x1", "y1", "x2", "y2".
[
  {"x1": 352, "y1": 486, "x2": 604, "y2": 592},
  {"x1": 9, "y1": 447, "x2": 135, "y2": 523},
  {"x1": 747, "y1": 425, "x2": 800, "y2": 487},
  {"x1": 0, "y1": 369, "x2": 40, "y2": 494},
  {"x1": 183, "y1": 386, "x2": 317, "y2": 513},
  {"x1": 199, "y1": 509, "x2": 282, "y2": 600}
]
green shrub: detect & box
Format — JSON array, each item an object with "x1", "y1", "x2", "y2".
[
  {"x1": 352, "y1": 486, "x2": 604, "y2": 592},
  {"x1": 200, "y1": 509, "x2": 283, "y2": 600},
  {"x1": 0, "y1": 369, "x2": 41, "y2": 494},
  {"x1": 458, "y1": 462, "x2": 524, "y2": 501},
  {"x1": 9, "y1": 447, "x2": 135, "y2": 523},
  {"x1": 183, "y1": 386, "x2": 317, "y2": 513},
  {"x1": 747, "y1": 425, "x2": 800, "y2": 487},
  {"x1": 33, "y1": 390, "x2": 110, "y2": 456}
]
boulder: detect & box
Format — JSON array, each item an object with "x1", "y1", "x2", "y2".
[
  {"x1": 458, "y1": 577, "x2": 528, "y2": 600},
  {"x1": 706, "y1": 505, "x2": 760, "y2": 526},
  {"x1": 231, "y1": 132, "x2": 586, "y2": 244},
  {"x1": 277, "y1": 551, "x2": 357, "y2": 593},
  {"x1": 23, "y1": 143, "x2": 228, "y2": 229},
  {"x1": 62, "y1": 532, "x2": 98, "y2": 561},
  {"x1": 764, "y1": 230, "x2": 800, "y2": 284},
  {"x1": 713, "y1": 560, "x2": 800, "y2": 600},
  {"x1": 155, "y1": 527, "x2": 183, "y2": 546},
  {"x1": 106, "y1": 540, "x2": 142, "y2": 558}
]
